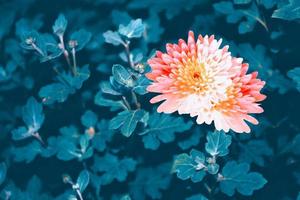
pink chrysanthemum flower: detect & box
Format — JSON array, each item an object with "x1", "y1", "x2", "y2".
[{"x1": 146, "y1": 31, "x2": 266, "y2": 133}]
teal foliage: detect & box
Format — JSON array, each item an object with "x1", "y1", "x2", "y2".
[
  {"x1": 186, "y1": 194, "x2": 208, "y2": 200},
  {"x1": 39, "y1": 65, "x2": 90, "y2": 104},
  {"x1": 173, "y1": 149, "x2": 207, "y2": 182},
  {"x1": 12, "y1": 97, "x2": 44, "y2": 141},
  {"x1": 109, "y1": 109, "x2": 148, "y2": 137},
  {"x1": 0, "y1": 1, "x2": 299, "y2": 200},
  {"x1": 130, "y1": 163, "x2": 171, "y2": 200},
  {"x1": 205, "y1": 131, "x2": 232, "y2": 157},
  {"x1": 219, "y1": 161, "x2": 267, "y2": 196},
  {"x1": 92, "y1": 154, "x2": 137, "y2": 185},
  {"x1": 140, "y1": 112, "x2": 193, "y2": 150},
  {"x1": 272, "y1": 0, "x2": 300, "y2": 20},
  {"x1": 288, "y1": 67, "x2": 300, "y2": 92},
  {"x1": 213, "y1": 1, "x2": 268, "y2": 34}
]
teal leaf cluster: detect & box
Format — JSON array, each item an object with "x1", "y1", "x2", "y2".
[
  {"x1": 172, "y1": 149, "x2": 206, "y2": 183},
  {"x1": 92, "y1": 154, "x2": 137, "y2": 185},
  {"x1": 39, "y1": 65, "x2": 90, "y2": 104}
]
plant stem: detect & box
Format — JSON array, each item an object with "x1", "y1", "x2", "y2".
[
  {"x1": 71, "y1": 47, "x2": 78, "y2": 76},
  {"x1": 31, "y1": 43, "x2": 45, "y2": 57},
  {"x1": 122, "y1": 96, "x2": 132, "y2": 110},
  {"x1": 131, "y1": 91, "x2": 141, "y2": 109},
  {"x1": 32, "y1": 132, "x2": 46, "y2": 147},
  {"x1": 59, "y1": 35, "x2": 73, "y2": 75},
  {"x1": 124, "y1": 41, "x2": 134, "y2": 68},
  {"x1": 76, "y1": 189, "x2": 84, "y2": 200}
]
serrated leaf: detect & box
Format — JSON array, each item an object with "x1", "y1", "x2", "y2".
[
  {"x1": 172, "y1": 149, "x2": 206, "y2": 183},
  {"x1": 109, "y1": 109, "x2": 147, "y2": 137},
  {"x1": 219, "y1": 161, "x2": 267, "y2": 196},
  {"x1": 205, "y1": 131, "x2": 232, "y2": 157},
  {"x1": 118, "y1": 19, "x2": 145, "y2": 38},
  {"x1": 39, "y1": 65, "x2": 90, "y2": 104},
  {"x1": 178, "y1": 129, "x2": 202, "y2": 150},
  {"x1": 130, "y1": 163, "x2": 171, "y2": 200},
  {"x1": 103, "y1": 30, "x2": 125, "y2": 46},
  {"x1": 93, "y1": 154, "x2": 137, "y2": 185},
  {"x1": 112, "y1": 64, "x2": 134, "y2": 88},
  {"x1": 213, "y1": 2, "x2": 267, "y2": 34},
  {"x1": 140, "y1": 112, "x2": 192, "y2": 150},
  {"x1": 133, "y1": 75, "x2": 150, "y2": 95},
  {"x1": 239, "y1": 140, "x2": 273, "y2": 166},
  {"x1": 92, "y1": 120, "x2": 114, "y2": 152}
]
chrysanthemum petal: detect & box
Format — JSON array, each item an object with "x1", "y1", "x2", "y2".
[{"x1": 146, "y1": 31, "x2": 266, "y2": 133}]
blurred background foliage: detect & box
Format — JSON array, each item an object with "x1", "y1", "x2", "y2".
[{"x1": 0, "y1": 0, "x2": 300, "y2": 199}]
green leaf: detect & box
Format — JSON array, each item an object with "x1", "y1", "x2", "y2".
[
  {"x1": 239, "y1": 140, "x2": 273, "y2": 167},
  {"x1": 207, "y1": 163, "x2": 219, "y2": 175},
  {"x1": 39, "y1": 65, "x2": 90, "y2": 104},
  {"x1": 219, "y1": 161, "x2": 267, "y2": 196},
  {"x1": 100, "y1": 81, "x2": 121, "y2": 96},
  {"x1": 213, "y1": 2, "x2": 268, "y2": 34},
  {"x1": 133, "y1": 75, "x2": 150, "y2": 95},
  {"x1": 12, "y1": 126, "x2": 32, "y2": 140},
  {"x1": 76, "y1": 170, "x2": 90, "y2": 192},
  {"x1": 81, "y1": 110, "x2": 98, "y2": 128},
  {"x1": 93, "y1": 154, "x2": 137, "y2": 185},
  {"x1": 103, "y1": 30, "x2": 125, "y2": 46},
  {"x1": 53, "y1": 14, "x2": 67, "y2": 36},
  {"x1": 205, "y1": 131, "x2": 232, "y2": 157},
  {"x1": 22, "y1": 97, "x2": 45, "y2": 131},
  {"x1": 112, "y1": 64, "x2": 134, "y2": 88},
  {"x1": 118, "y1": 19, "x2": 145, "y2": 38},
  {"x1": 140, "y1": 112, "x2": 192, "y2": 150},
  {"x1": 172, "y1": 149, "x2": 206, "y2": 183},
  {"x1": 272, "y1": 0, "x2": 300, "y2": 20},
  {"x1": 178, "y1": 129, "x2": 202, "y2": 150},
  {"x1": 130, "y1": 163, "x2": 171, "y2": 200},
  {"x1": 92, "y1": 120, "x2": 114, "y2": 152},
  {"x1": 94, "y1": 91, "x2": 127, "y2": 111},
  {"x1": 39, "y1": 83, "x2": 72, "y2": 104},
  {"x1": 109, "y1": 109, "x2": 148, "y2": 137},
  {"x1": 69, "y1": 29, "x2": 92, "y2": 51},
  {"x1": 233, "y1": 43, "x2": 292, "y2": 94},
  {"x1": 11, "y1": 141, "x2": 43, "y2": 163}
]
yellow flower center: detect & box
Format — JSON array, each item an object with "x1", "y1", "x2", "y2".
[{"x1": 173, "y1": 58, "x2": 211, "y2": 95}]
